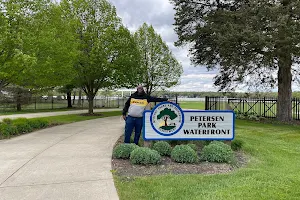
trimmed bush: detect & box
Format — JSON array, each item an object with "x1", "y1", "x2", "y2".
[
  {"x1": 12, "y1": 118, "x2": 32, "y2": 133},
  {"x1": 200, "y1": 141, "x2": 234, "y2": 163},
  {"x1": 130, "y1": 147, "x2": 161, "y2": 165},
  {"x1": 2, "y1": 118, "x2": 13, "y2": 124},
  {"x1": 171, "y1": 145, "x2": 198, "y2": 163},
  {"x1": 152, "y1": 141, "x2": 172, "y2": 156},
  {"x1": 187, "y1": 143, "x2": 197, "y2": 151},
  {"x1": 0, "y1": 123, "x2": 18, "y2": 138},
  {"x1": 231, "y1": 139, "x2": 244, "y2": 151},
  {"x1": 28, "y1": 118, "x2": 49, "y2": 129},
  {"x1": 113, "y1": 143, "x2": 139, "y2": 159}
]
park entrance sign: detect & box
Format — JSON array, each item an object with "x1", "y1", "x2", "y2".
[{"x1": 143, "y1": 102, "x2": 235, "y2": 140}]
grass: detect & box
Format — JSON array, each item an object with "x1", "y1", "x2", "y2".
[
  {"x1": 178, "y1": 101, "x2": 205, "y2": 110},
  {"x1": 0, "y1": 111, "x2": 121, "y2": 140},
  {"x1": 114, "y1": 120, "x2": 300, "y2": 200},
  {"x1": 38, "y1": 111, "x2": 121, "y2": 125},
  {"x1": 0, "y1": 107, "x2": 120, "y2": 115}
]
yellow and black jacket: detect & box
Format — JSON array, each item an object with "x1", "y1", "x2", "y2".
[{"x1": 122, "y1": 92, "x2": 168, "y2": 118}]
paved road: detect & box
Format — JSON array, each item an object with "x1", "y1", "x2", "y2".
[
  {"x1": 0, "y1": 109, "x2": 121, "y2": 121},
  {"x1": 0, "y1": 116, "x2": 124, "y2": 200}
]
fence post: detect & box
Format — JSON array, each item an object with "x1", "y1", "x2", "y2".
[
  {"x1": 224, "y1": 96, "x2": 227, "y2": 110},
  {"x1": 35, "y1": 96, "x2": 37, "y2": 110},
  {"x1": 51, "y1": 96, "x2": 54, "y2": 110},
  {"x1": 117, "y1": 96, "x2": 120, "y2": 108},
  {"x1": 263, "y1": 97, "x2": 266, "y2": 117},
  {"x1": 205, "y1": 96, "x2": 208, "y2": 110}
]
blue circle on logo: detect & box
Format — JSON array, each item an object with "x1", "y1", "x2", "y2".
[{"x1": 150, "y1": 102, "x2": 184, "y2": 136}]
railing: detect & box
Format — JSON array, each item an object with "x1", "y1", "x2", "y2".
[{"x1": 205, "y1": 96, "x2": 300, "y2": 120}]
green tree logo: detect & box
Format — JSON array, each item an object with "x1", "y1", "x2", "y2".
[{"x1": 157, "y1": 108, "x2": 178, "y2": 130}]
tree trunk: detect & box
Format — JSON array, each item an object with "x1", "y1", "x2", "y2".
[
  {"x1": 67, "y1": 92, "x2": 72, "y2": 108},
  {"x1": 277, "y1": 55, "x2": 292, "y2": 122},
  {"x1": 88, "y1": 94, "x2": 94, "y2": 114},
  {"x1": 16, "y1": 102, "x2": 21, "y2": 111},
  {"x1": 72, "y1": 92, "x2": 75, "y2": 105},
  {"x1": 77, "y1": 90, "x2": 82, "y2": 106},
  {"x1": 16, "y1": 89, "x2": 21, "y2": 111},
  {"x1": 164, "y1": 117, "x2": 168, "y2": 126}
]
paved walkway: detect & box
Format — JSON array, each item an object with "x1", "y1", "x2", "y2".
[
  {"x1": 0, "y1": 108, "x2": 121, "y2": 121},
  {"x1": 0, "y1": 116, "x2": 124, "y2": 200}
]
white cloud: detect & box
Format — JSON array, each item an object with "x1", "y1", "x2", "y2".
[{"x1": 109, "y1": 0, "x2": 217, "y2": 92}]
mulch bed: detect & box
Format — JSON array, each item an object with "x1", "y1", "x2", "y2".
[{"x1": 111, "y1": 136, "x2": 249, "y2": 177}]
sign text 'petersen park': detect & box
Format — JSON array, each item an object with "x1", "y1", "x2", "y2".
[{"x1": 143, "y1": 102, "x2": 235, "y2": 140}]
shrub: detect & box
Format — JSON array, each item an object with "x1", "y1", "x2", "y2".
[
  {"x1": 28, "y1": 118, "x2": 49, "y2": 129},
  {"x1": 152, "y1": 141, "x2": 172, "y2": 156},
  {"x1": 113, "y1": 143, "x2": 139, "y2": 159},
  {"x1": 130, "y1": 147, "x2": 161, "y2": 165},
  {"x1": 0, "y1": 123, "x2": 18, "y2": 138},
  {"x1": 187, "y1": 143, "x2": 197, "y2": 151},
  {"x1": 231, "y1": 139, "x2": 244, "y2": 151},
  {"x1": 171, "y1": 145, "x2": 198, "y2": 163},
  {"x1": 2, "y1": 118, "x2": 12, "y2": 124},
  {"x1": 167, "y1": 140, "x2": 189, "y2": 146},
  {"x1": 12, "y1": 118, "x2": 32, "y2": 133},
  {"x1": 200, "y1": 141, "x2": 234, "y2": 163}
]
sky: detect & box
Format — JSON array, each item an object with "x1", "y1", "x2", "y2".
[{"x1": 109, "y1": 0, "x2": 219, "y2": 92}]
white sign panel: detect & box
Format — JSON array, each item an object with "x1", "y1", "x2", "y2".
[{"x1": 143, "y1": 102, "x2": 235, "y2": 140}]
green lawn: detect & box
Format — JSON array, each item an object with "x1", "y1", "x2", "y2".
[
  {"x1": 37, "y1": 111, "x2": 121, "y2": 124},
  {"x1": 114, "y1": 120, "x2": 300, "y2": 200},
  {"x1": 178, "y1": 101, "x2": 205, "y2": 110}
]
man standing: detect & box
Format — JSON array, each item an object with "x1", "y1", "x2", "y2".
[{"x1": 122, "y1": 85, "x2": 168, "y2": 145}]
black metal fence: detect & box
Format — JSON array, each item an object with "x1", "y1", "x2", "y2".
[
  {"x1": 205, "y1": 96, "x2": 300, "y2": 120},
  {"x1": 0, "y1": 96, "x2": 128, "y2": 111}
]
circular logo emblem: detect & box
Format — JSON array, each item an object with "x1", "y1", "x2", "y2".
[{"x1": 150, "y1": 102, "x2": 184, "y2": 136}]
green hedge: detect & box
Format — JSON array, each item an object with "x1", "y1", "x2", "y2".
[
  {"x1": 130, "y1": 147, "x2": 161, "y2": 165},
  {"x1": 171, "y1": 145, "x2": 198, "y2": 163},
  {"x1": 113, "y1": 143, "x2": 139, "y2": 159},
  {"x1": 152, "y1": 141, "x2": 172, "y2": 156},
  {"x1": 0, "y1": 118, "x2": 49, "y2": 139},
  {"x1": 200, "y1": 141, "x2": 234, "y2": 163}
]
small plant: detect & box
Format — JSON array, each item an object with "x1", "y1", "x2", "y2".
[
  {"x1": 2, "y1": 118, "x2": 12, "y2": 124},
  {"x1": 167, "y1": 140, "x2": 189, "y2": 146},
  {"x1": 152, "y1": 141, "x2": 172, "y2": 156},
  {"x1": 12, "y1": 118, "x2": 32, "y2": 133},
  {"x1": 187, "y1": 143, "x2": 197, "y2": 151},
  {"x1": 200, "y1": 141, "x2": 234, "y2": 163},
  {"x1": 204, "y1": 140, "x2": 213, "y2": 146},
  {"x1": 0, "y1": 123, "x2": 18, "y2": 138},
  {"x1": 231, "y1": 139, "x2": 244, "y2": 151},
  {"x1": 113, "y1": 143, "x2": 139, "y2": 159},
  {"x1": 248, "y1": 115, "x2": 259, "y2": 121},
  {"x1": 171, "y1": 145, "x2": 198, "y2": 163},
  {"x1": 28, "y1": 119, "x2": 49, "y2": 129},
  {"x1": 130, "y1": 147, "x2": 161, "y2": 165}
]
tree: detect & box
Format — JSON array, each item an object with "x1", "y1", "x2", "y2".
[
  {"x1": 0, "y1": 0, "x2": 36, "y2": 90},
  {"x1": 62, "y1": 0, "x2": 141, "y2": 114},
  {"x1": 171, "y1": 0, "x2": 300, "y2": 121},
  {"x1": 0, "y1": 0, "x2": 78, "y2": 92},
  {"x1": 20, "y1": 1, "x2": 78, "y2": 89},
  {"x1": 58, "y1": 84, "x2": 76, "y2": 108},
  {"x1": 0, "y1": 86, "x2": 32, "y2": 111},
  {"x1": 157, "y1": 108, "x2": 178, "y2": 128},
  {"x1": 134, "y1": 23, "x2": 183, "y2": 95}
]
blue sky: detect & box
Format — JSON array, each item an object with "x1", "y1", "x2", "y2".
[{"x1": 109, "y1": 0, "x2": 220, "y2": 92}]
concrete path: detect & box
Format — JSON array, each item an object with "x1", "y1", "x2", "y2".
[
  {"x1": 0, "y1": 116, "x2": 124, "y2": 200},
  {"x1": 0, "y1": 108, "x2": 121, "y2": 121}
]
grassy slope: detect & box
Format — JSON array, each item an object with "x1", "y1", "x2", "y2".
[
  {"x1": 114, "y1": 120, "x2": 300, "y2": 200},
  {"x1": 179, "y1": 101, "x2": 205, "y2": 110},
  {"x1": 39, "y1": 111, "x2": 121, "y2": 124}
]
